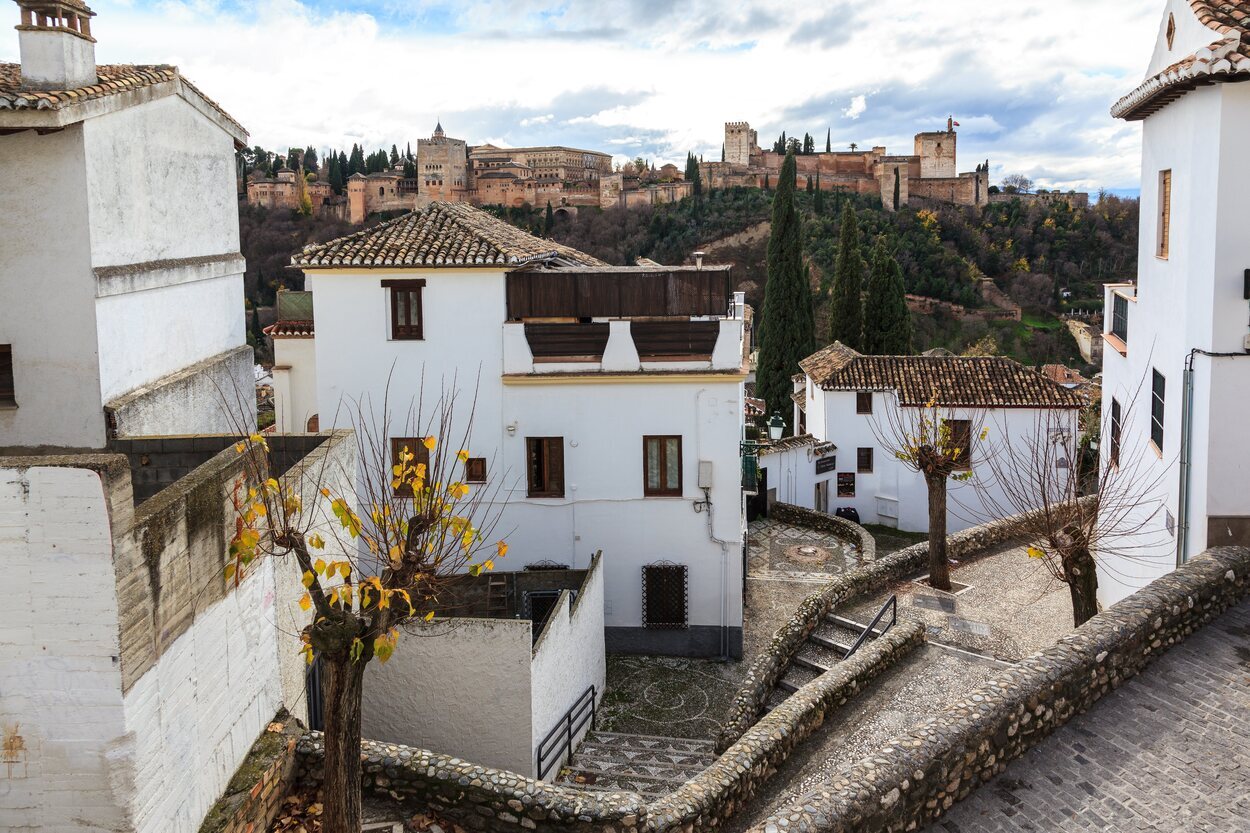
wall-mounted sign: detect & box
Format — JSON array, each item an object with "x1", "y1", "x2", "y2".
[
  {"x1": 837, "y1": 472, "x2": 856, "y2": 497},
  {"x1": 815, "y1": 456, "x2": 837, "y2": 475}
]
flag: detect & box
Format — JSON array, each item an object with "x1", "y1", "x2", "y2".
[{"x1": 953, "y1": 121, "x2": 961, "y2": 127}]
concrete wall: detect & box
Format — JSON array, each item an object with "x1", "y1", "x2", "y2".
[
  {"x1": 0, "y1": 125, "x2": 105, "y2": 447},
  {"x1": 807, "y1": 387, "x2": 1080, "y2": 534},
  {"x1": 529, "y1": 554, "x2": 607, "y2": 772},
  {"x1": 362, "y1": 617, "x2": 534, "y2": 774},
  {"x1": 104, "y1": 345, "x2": 256, "y2": 438}
]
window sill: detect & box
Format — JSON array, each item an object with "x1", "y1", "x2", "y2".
[
  {"x1": 527, "y1": 494, "x2": 565, "y2": 500},
  {"x1": 643, "y1": 493, "x2": 685, "y2": 499},
  {"x1": 1102, "y1": 332, "x2": 1128, "y2": 357},
  {"x1": 1149, "y1": 440, "x2": 1164, "y2": 459}
]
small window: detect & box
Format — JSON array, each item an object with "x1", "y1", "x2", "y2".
[
  {"x1": 856, "y1": 447, "x2": 874, "y2": 473},
  {"x1": 1151, "y1": 370, "x2": 1165, "y2": 452},
  {"x1": 390, "y1": 437, "x2": 430, "y2": 496},
  {"x1": 0, "y1": 345, "x2": 13, "y2": 406},
  {"x1": 384, "y1": 279, "x2": 425, "y2": 340},
  {"x1": 946, "y1": 419, "x2": 973, "y2": 469},
  {"x1": 1166, "y1": 12, "x2": 1176, "y2": 49},
  {"x1": 1157, "y1": 170, "x2": 1171, "y2": 259},
  {"x1": 1111, "y1": 294, "x2": 1129, "y2": 344},
  {"x1": 378, "y1": 186, "x2": 384, "y2": 197},
  {"x1": 526, "y1": 437, "x2": 565, "y2": 498},
  {"x1": 642, "y1": 563, "x2": 688, "y2": 629},
  {"x1": 465, "y1": 457, "x2": 487, "y2": 484},
  {"x1": 856, "y1": 391, "x2": 873, "y2": 414},
  {"x1": 643, "y1": 435, "x2": 682, "y2": 496},
  {"x1": 1109, "y1": 398, "x2": 1122, "y2": 468}
]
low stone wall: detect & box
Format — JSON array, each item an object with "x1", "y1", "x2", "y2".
[
  {"x1": 768, "y1": 503, "x2": 875, "y2": 560},
  {"x1": 198, "y1": 715, "x2": 303, "y2": 833},
  {"x1": 292, "y1": 623, "x2": 924, "y2": 833},
  {"x1": 718, "y1": 501, "x2": 1090, "y2": 752},
  {"x1": 749, "y1": 546, "x2": 1250, "y2": 833}
]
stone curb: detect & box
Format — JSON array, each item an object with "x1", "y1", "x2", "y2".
[
  {"x1": 748, "y1": 546, "x2": 1250, "y2": 833},
  {"x1": 716, "y1": 500, "x2": 1095, "y2": 753}
]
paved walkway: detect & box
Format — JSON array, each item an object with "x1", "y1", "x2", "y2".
[{"x1": 933, "y1": 599, "x2": 1250, "y2": 832}]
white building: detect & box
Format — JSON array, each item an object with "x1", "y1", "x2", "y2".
[
  {"x1": 266, "y1": 290, "x2": 319, "y2": 432},
  {"x1": 0, "y1": 0, "x2": 254, "y2": 449},
  {"x1": 778, "y1": 341, "x2": 1083, "y2": 533},
  {"x1": 289, "y1": 201, "x2": 749, "y2": 657},
  {"x1": 1098, "y1": 0, "x2": 1250, "y2": 604}
]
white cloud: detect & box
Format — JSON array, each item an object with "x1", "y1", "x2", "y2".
[{"x1": 0, "y1": 0, "x2": 1165, "y2": 188}]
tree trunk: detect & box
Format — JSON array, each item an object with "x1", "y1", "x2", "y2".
[
  {"x1": 321, "y1": 652, "x2": 366, "y2": 833},
  {"x1": 1064, "y1": 546, "x2": 1100, "y2": 627},
  {"x1": 926, "y1": 474, "x2": 952, "y2": 591}
]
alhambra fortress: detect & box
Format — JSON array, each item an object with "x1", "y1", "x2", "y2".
[{"x1": 248, "y1": 118, "x2": 1009, "y2": 223}]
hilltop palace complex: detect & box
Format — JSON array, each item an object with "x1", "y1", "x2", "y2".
[{"x1": 248, "y1": 118, "x2": 998, "y2": 223}]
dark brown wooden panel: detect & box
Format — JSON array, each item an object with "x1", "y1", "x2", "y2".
[
  {"x1": 619, "y1": 273, "x2": 669, "y2": 317},
  {"x1": 632, "y1": 320, "x2": 721, "y2": 359},
  {"x1": 508, "y1": 269, "x2": 733, "y2": 319},
  {"x1": 506, "y1": 274, "x2": 533, "y2": 319},
  {"x1": 524, "y1": 323, "x2": 611, "y2": 359}
]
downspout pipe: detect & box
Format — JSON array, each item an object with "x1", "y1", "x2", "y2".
[{"x1": 1177, "y1": 348, "x2": 1250, "y2": 565}]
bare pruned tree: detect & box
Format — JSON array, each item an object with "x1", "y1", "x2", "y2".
[
  {"x1": 872, "y1": 394, "x2": 987, "y2": 591},
  {"x1": 973, "y1": 387, "x2": 1170, "y2": 626},
  {"x1": 222, "y1": 374, "x2": 509, "y2": 832}
]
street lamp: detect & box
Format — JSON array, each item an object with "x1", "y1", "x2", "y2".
[{"x1": 767, "y1": 412, "x2": 785, "y2": 441}]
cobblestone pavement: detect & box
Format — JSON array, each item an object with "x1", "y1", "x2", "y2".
[
  {"x1": 933, "y1": 599, "x2": 1250, "y2": 832},
  {"x1": 747, "y1": 518, "x2": 867, "y2": 583}
]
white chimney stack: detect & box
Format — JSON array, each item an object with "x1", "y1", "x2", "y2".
[{"x1": 15, "y1": 0, "x2": 97, "y2": 90}]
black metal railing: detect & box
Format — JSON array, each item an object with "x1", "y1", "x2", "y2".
[
  {"x1": 535, "y1": 684, "x2": 597, "y2": 781},
  {"x1": 844, "y1": 594, "x2": 897, "y2": 660}
]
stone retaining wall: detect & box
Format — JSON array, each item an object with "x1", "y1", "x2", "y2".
[
  {"x1": 292, "y1": 622, "x2": 925, "y2": 833},
  {"x1": 768, "y1": 503, "x2": 875, "y2": 560},
  {"x1": 717, "y1": 500, "x2": 1093, "y2": 752},
  {"x1": 199, "y1": 716, "x2": 303, "y2": 833},
  {"x1": 749, "y1": 546, "x2": 1250, "y2": 833}
]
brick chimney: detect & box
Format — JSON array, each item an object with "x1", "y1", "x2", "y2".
[{"x1": 15, "y1": 0, "x2": 97, "y2": 90}]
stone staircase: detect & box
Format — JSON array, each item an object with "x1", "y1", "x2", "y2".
[
  {"x1": 555, "y1": 731, "x2": 716, "y2": 797},
  {"x1": 764, "y1": 613, "x2": 887, "y2": 712}
]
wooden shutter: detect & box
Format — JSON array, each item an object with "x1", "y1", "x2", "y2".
[
  {"x1": 0, "y1": 345, "x2": 13, "y2": 406},
  {"x1": 947, "y1": 420, "x2": 973, "y2": 469},
  {"x1": 856, "y1": 447, "x2": 874, "y2": 473},
  {"x1": 465, "y1": 457, "x2": 487, "y2": 483},
  {"x1": 1158, "y1": 170, "x2": 1171, "y2": 259},
  {"x1": 526, "y1": 437, "x2": 564, "y2": 497}
]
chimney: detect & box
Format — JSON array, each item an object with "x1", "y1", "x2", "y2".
[{"x1": 15, "y1": 1, "x2": 97, "y2": 90}]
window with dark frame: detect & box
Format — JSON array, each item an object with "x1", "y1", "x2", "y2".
[
  {"x1": 946, "y1": 419, "x2": 973, "y2": 469},
  {"x1": 526, "y1": 437, "x2": 565, "y2": 497},
  {"x1": 1151, "y1": 370, "x2": 1165, "y2": 452},
  {"x1": 1110, "y1": 398, "x2": 1122, "y2": 468},
  {"x1": 0, "y1": 345, "x2": 13, "y2": 406},
  {"x1": 384, "y1": 279, "x2": 425, "y2": 340},
  {"x1": 1111, "y1": 293, "x2": 1129, "y2": 344},
  {"x1": 642, "y1": 563, "x2": 688, "y2": 629},
  {"x1": 856, "y1": 391, "x2": 873, "y2": 414},
  {"x1": 643, "y1": 435, "x2": 682, "y2": 496},
  {"x1": 856, "y1": 447, "x2": 874, "y2": 473},
  {"x1": 390, "y1": 437, "x2": 430, "y2": 496},
  {"x1": 465, "y1": 457, "x2": 487, "y2": 484}
]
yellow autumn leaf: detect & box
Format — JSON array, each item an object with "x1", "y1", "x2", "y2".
[
  {"x1": 309, "y1": 533, "x2": 325, "y2": 550},
  {"x1": 224, "y1": 563, "x2": 236, "y2": 581},
  {"x1": 320, "y1": 488, "x2": 331, "y2": 498},
  {"x1": 1027, "y1": 546, "x2": 1046, "y2": 560},
  {"x1": 298, "y1": 593, "x2": 312, "y2": 611},
  {"x1": 424, "y1": 610, "x2": 435, "y2": 622},
  {"x1": 338, "y1": 562, "x2": 351, "y2": 579},
  {"x1": 314, "y1": 558, "x2": 327, "y2": 574},
  {"x1": 457, "y1": 449, "x2": 470, "y2": 463},
  {"x1": 497, "y1": 540, "x2": 508, "y2": 559},
  {"x1": 234, "y1": 442, "x2": 246, "y2": 453},
  {"x1": 302, "y1": 570, "x2": 315, "y2": 588},
  {"x1": 423, "y1": 436, "x2": 436, "y2": 451}
]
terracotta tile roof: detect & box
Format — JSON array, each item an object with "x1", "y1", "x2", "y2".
[
  {"x1": 802, "y1": 341, "x2": 1083, "y2": 409},
  {"x1": 791, "y1": 388, "x2": 806, "y2": 413},
  {"x1": 760, "y1": 434, "x2": 836, "y2": 456},
  {"x1": 0, "y1": 63, "x2": 246, "y2": 139},
  {"x1": 1040, "y1": 364, "x2": 1088, "y2": 386},
  {"x1": 264, "y1": 291, "x2": 314, "y2": 337},
  {"x1": 293, "y1": 202, "x2": 605, "y2": 269},
  {"x1": 1112, "y1": 3, "x2": 1250, "y2": 120},
  {"x1": 745, "y1": 396, "x2": 766, "y2": 417}
]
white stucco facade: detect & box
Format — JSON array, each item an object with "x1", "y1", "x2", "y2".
[
  {"x1": 272, "y1": 336, "x2": 319, "y2": 432},
  {"x1": 303, "y1": 264, "x2": 747, "y2": 657},
  {"x1": 1097, "y1": 0, "x2": 1250, "y2": 606},
  {"x1": 0, "y1": 43, "x2": 252, "y2": 449},
  {"x1": 792, "y1": 384, "x2": 1080, "y2": 534}
]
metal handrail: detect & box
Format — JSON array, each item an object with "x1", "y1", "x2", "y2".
[
  {"x1": 535, "y1": 684, "x2": 597, "y2": 781},
  {"x1": 844, "y1": 594, "x2": 897, "y2": 660}
]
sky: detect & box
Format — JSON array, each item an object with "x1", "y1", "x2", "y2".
[{"x1": 1, "y1": 0, "x2": 1169, "y2": 193}]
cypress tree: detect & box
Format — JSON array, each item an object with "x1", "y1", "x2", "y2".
[
  {"x1": 303, "y1": 146, "x2": 319, "y2": 175},
  {"x1": 825, "y1": 129, "x2": 831, "y2": 153},
  {"x1": 763, "y1": 173, "x2": 770, "y2": 191},
  {"x1": 544, "y1": 201, "x2": 554, "y2": 234},
  {"x1": 390, "y1": 144, "x2": 400, "y2": 167},
  {"x1": 829, "y1": 204, "x2": 865, "y2": 349},
  {"x1": 893, "y1": 166, "x2": 901, "y2": 211},
  {"x1": 862, "y1": 236, "x2": 913, "y2": 355},
  {"x1": 692, "y1": 160, "x2": 703, "y2": 199},
  {"x1": 806, "y1": 174, "x2": 814, "y2": 194},
  {"x1": 755, "y1": 151, "x2": 814, "y2": 433},
  {"x1": 813, "y1": 173, "x2": 824, "y2": 214}
]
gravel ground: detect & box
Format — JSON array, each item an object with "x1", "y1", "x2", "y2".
[
  {"x1": 724, "y1": 645, "x2": 1002, "y2": 833},
  {"x1": 841, "y1": 542, "x2": 1075, "y2": 662}
]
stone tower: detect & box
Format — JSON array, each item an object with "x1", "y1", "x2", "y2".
[
  {"x1": 724, "y1": 121, "x2": 757, "y2": 166},
  {"x1": 914, "y1": 124, "x2": 957, "y2": 179}
]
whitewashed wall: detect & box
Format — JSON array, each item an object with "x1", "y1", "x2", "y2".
[
  {"x1": 362, "y1": 617, "x2": 534, "y2": 775},
  {"x1": 757, "y1": 443, "x2": 837, "y2": 512},
  {"x1": 0, "y1": 464, "x2": 129, "y2": 831},
  {"x1": 529, "y1": 556, "x2": 606, "y2": 774},
  {"x1": 806, "y1": 388, "x2": 1080, "y2": 534},
  {"x1": 272, "y1": 337, "x2": 319, "y2": 433}
]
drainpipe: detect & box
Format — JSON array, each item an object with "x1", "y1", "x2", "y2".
[{"x1": 1177, "y1": 348, "x2": 1250, "y2": 565}]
